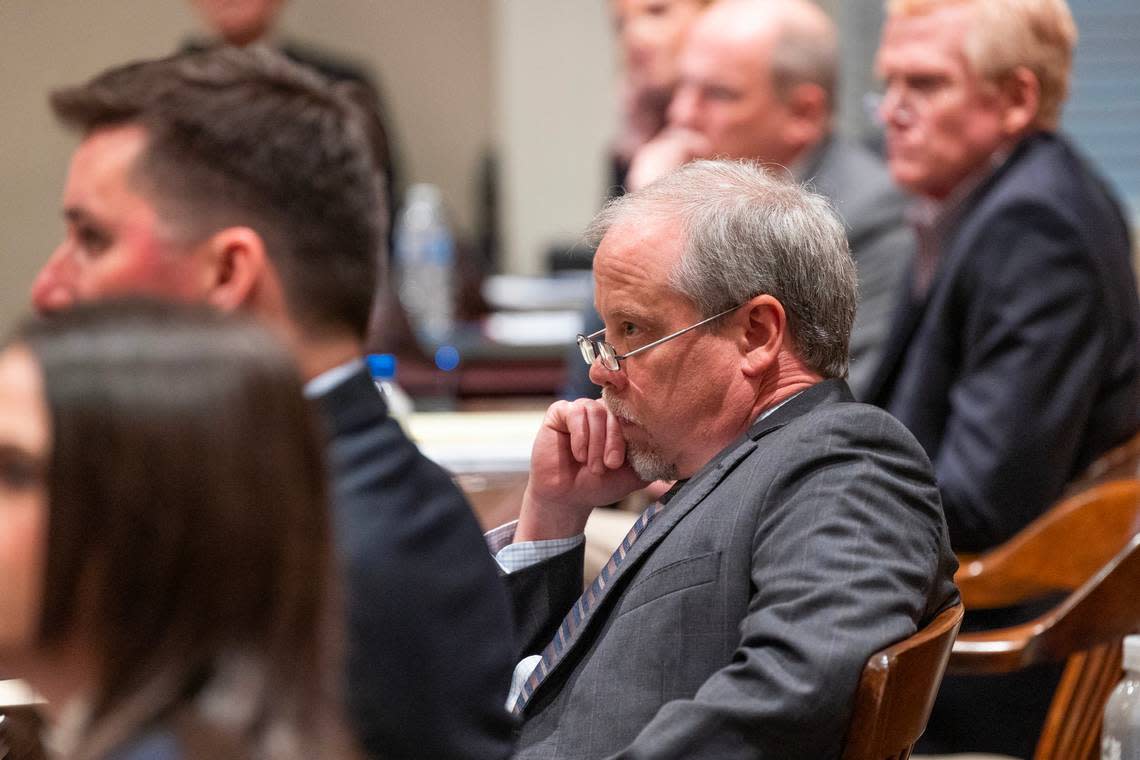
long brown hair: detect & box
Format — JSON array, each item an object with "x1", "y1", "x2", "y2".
[{"x1": 11, "y1": 299, "x2": 353, "y2": 760}]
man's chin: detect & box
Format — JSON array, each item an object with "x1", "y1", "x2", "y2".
[
  {"x1": 601, "y1": 390, "x2": 677, "y2": 479},
  {"x1": 626, "y1": 443, "x2": 679, "y2": 483}
]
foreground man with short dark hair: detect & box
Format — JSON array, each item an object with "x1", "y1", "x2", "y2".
[
  {"x1": 33, "y1": 47, "x2": 515, "y2": 760},
  {"x1": 491, "y1": 160, "x2": 959, "y2": 759}
]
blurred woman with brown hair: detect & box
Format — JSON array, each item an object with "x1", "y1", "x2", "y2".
[
  {"x1": 609, "y1": 0, "x2": 715, "y2": 191},
  {"x1": 0, "y1": 299, "x2": 355, "y2": 760}
]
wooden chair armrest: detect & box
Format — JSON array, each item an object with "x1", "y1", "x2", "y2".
[
  {"x1": 953, "y1": 480, "x2": 1140, "y2": 610},
  {"x1": 952, "y1": 533, "x2": 1140, "y2": 678},
  {"x1": 947, "y1": 622, "x2": 1045, "y2": 675}
]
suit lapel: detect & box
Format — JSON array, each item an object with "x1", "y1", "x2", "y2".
[{"x1": 527, "y1": 437, "x2": 759, "y2": 706}]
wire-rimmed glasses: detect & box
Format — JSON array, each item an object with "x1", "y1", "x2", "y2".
[{"x1": 576, "y1": 303, "x2": 743, "y2": 372}]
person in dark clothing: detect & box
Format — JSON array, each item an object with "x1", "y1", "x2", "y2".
[
  {"x1": 870, "y1": 0, "x2": 1140, "y2": 754},
  {"x1": 0, "y1": 300, "x2": 357, "y2": 760},
  {"x1": 31, "y1": 47, "x2": 517, "y2": 760}
]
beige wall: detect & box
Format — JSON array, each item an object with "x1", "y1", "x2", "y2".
[
  {"x1": 0, "y1": 1, "x2": 196, "y2": 333},
  {"x1": 495, "y1": 0, "x2": 617, "y2": 275},
  {"x1": 0, "y1": 0, "x2": 495, "y2": 334},
  {"x1": 284, "y1": 0, "x2": 494, "y2": 235}
]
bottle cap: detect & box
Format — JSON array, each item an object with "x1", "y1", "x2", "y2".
[
  {"x1": 434, "y1": 345, "x2": 461, "y2": 372},
  {"x1": 366, "y1": 353, "x2": 397, "y2": 380},
  {"x1": 1126, "y1": 635, "x2": 1140, "y2": 673}
]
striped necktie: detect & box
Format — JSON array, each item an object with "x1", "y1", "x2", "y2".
[{"x1": 512, "y1": 500, "x2": 665, "y2": 715}]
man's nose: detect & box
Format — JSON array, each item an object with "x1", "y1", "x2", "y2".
[
  {"x1": 30, "y1": 247, "x2": 75, "y2": 315},
  {"x1": 588, "y1": 356, "x2": 627, "y2": 390},
  {"x1": 878, "y1": 85, "x2": 915, "y2": 129}
]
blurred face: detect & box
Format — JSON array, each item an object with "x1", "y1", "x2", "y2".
[
  {"x1": 613, "y1": 0, "x2": 707, "y2": 93},
  {"x1": 875, "y1": 5, "x2": 1009, "y2": 199},
  {"x1": 32, "y1": 125, "x2": 213, "y2": 315},
  {"x1": 588, "y1": 219, "x2": 748, "y2": 480},
  {"x1": 191, "y1": 0, "x2": 284, "y2": 46},
  {"x1": 667, "y1": 14, "x2": 795, "y2": 165},
  {"x1": 0, "y1": 346, "x2": 49, "y2": 657}
]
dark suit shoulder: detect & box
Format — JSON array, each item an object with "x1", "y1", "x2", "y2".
[
  {"x1": 947, "y1": 135, "x2": 1134, "y2": 326},
  {"x1": 959, "y1": 133, "x2": 1129, "y2": 242},
  {"x1": 315, "y1": 368, "x2": 516, "y2": 760},
  {"x1": 767, "y1": 392, "x2": 937, "y2": 482},
  {"x1": 318, "y1": 369, "x2": 471, "y2": 544},
  {"x1": 754, "y1": 382, "x2": 939, "y2": 501},
  {"x1": 752, "y1": 390, "x2": 958, "y2": 619}
]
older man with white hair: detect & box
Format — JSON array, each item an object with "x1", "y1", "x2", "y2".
[{"x1": 868, "y1": 0, "x2": 1140, "y2": 754}]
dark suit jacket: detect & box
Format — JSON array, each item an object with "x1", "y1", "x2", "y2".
[
  {"x1": 866, "y1": 132, "x2": 1140, "y2": 553},
  {"x1": 317, "y1": 368, "x2": 516, "y2": 760},
  {"x1": 801, "y1": 136, "x2": 915, "y2": 397},
  {"x1": 508, "y1": 380, "x2": 959, "y2": 759}
]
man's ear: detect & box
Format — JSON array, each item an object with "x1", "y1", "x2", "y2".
[
  {"x1": 781, "y1": 83, "x2": 830, "y2": 152},
  {"x1": 997, "y1": 66, "x2": 1040, "y2": 136},
  {"x1": 739, "y1": 294, "x2": 786, "y2": 378},
  {"x1": 200, "y1": 227, "x2": 268, "y2": 312}
]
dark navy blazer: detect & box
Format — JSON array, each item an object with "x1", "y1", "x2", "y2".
[
  {"x1": 867, "y1": 132, "x2": 1140, "y2": 553},
  {"x1": 317, "y1": 368, "x2": 516, "y2": 760}
]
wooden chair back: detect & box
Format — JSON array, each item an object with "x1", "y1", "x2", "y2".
[
  {"x1": 955, "y1": 479, "x2": 1140, "y2": 609},
  {"x1": 841, "y1": 602, "x2": 964, "y2": 760},
  {"x1": 1034, "y1": 641, "x2": 1121, "y2": 760},
  {"x1": 951, "y1": 533, "x2": 1140, "y2": 760}
]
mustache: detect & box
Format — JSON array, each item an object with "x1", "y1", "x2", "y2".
[{"x1": 602, "y1": 389, "x2": 641, "y2": 425}]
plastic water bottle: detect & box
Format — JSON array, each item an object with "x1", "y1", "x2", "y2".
[
  {"x1": 1102, "y1": 635, "x2": 1140, "y2": 759},
  {"x1": 366, "y1": 353, "x2": 414, "y2": 425},
  {"x1": 394, "y1": 184, "x2": 454, "y2": 347}
]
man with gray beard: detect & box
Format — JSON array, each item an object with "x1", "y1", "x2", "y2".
[{"x1": 486, "y1": 160, "x2": 959, "y2": 758}]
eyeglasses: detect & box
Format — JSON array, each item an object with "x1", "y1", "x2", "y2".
[
  {"x1": 577, "y1": 303, "x2": 743, "y2": 372},
  {"x1": 864, "y1": 90, "x2": 919, "y2": 127},
  {"x1": 865, "y1": 77, "x2": 953, "y2": 128}
]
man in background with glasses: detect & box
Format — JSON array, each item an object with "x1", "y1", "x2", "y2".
[
  {"x1": 621, "y1": 0, "x2": 913, "y2": 397},
  {"x1": 868, "y1": 0, "x2": 1140, "y2": 755},
  {"x1": 489, "y1": 160, "x2": 959, "y2": 758}
]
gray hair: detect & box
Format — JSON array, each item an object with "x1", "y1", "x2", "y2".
[
  {"x1": 587, "y1": 160, "x2": 857, "y2": 379},
  {"x1": 769, "y1": 0, "x2": 839, "y2": 107}
]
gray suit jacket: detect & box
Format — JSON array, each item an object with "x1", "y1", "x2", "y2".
[
  {"x1": 507, "y1": 380, "x2": 959, "y2": 759},
  {"x1": 801, "y1": 137, "x2": 914, "y2": 398}
]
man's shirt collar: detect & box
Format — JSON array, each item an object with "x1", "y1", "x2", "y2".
[{"x1": 303, "y1": 357, "x2": 365, "y2": 399}]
